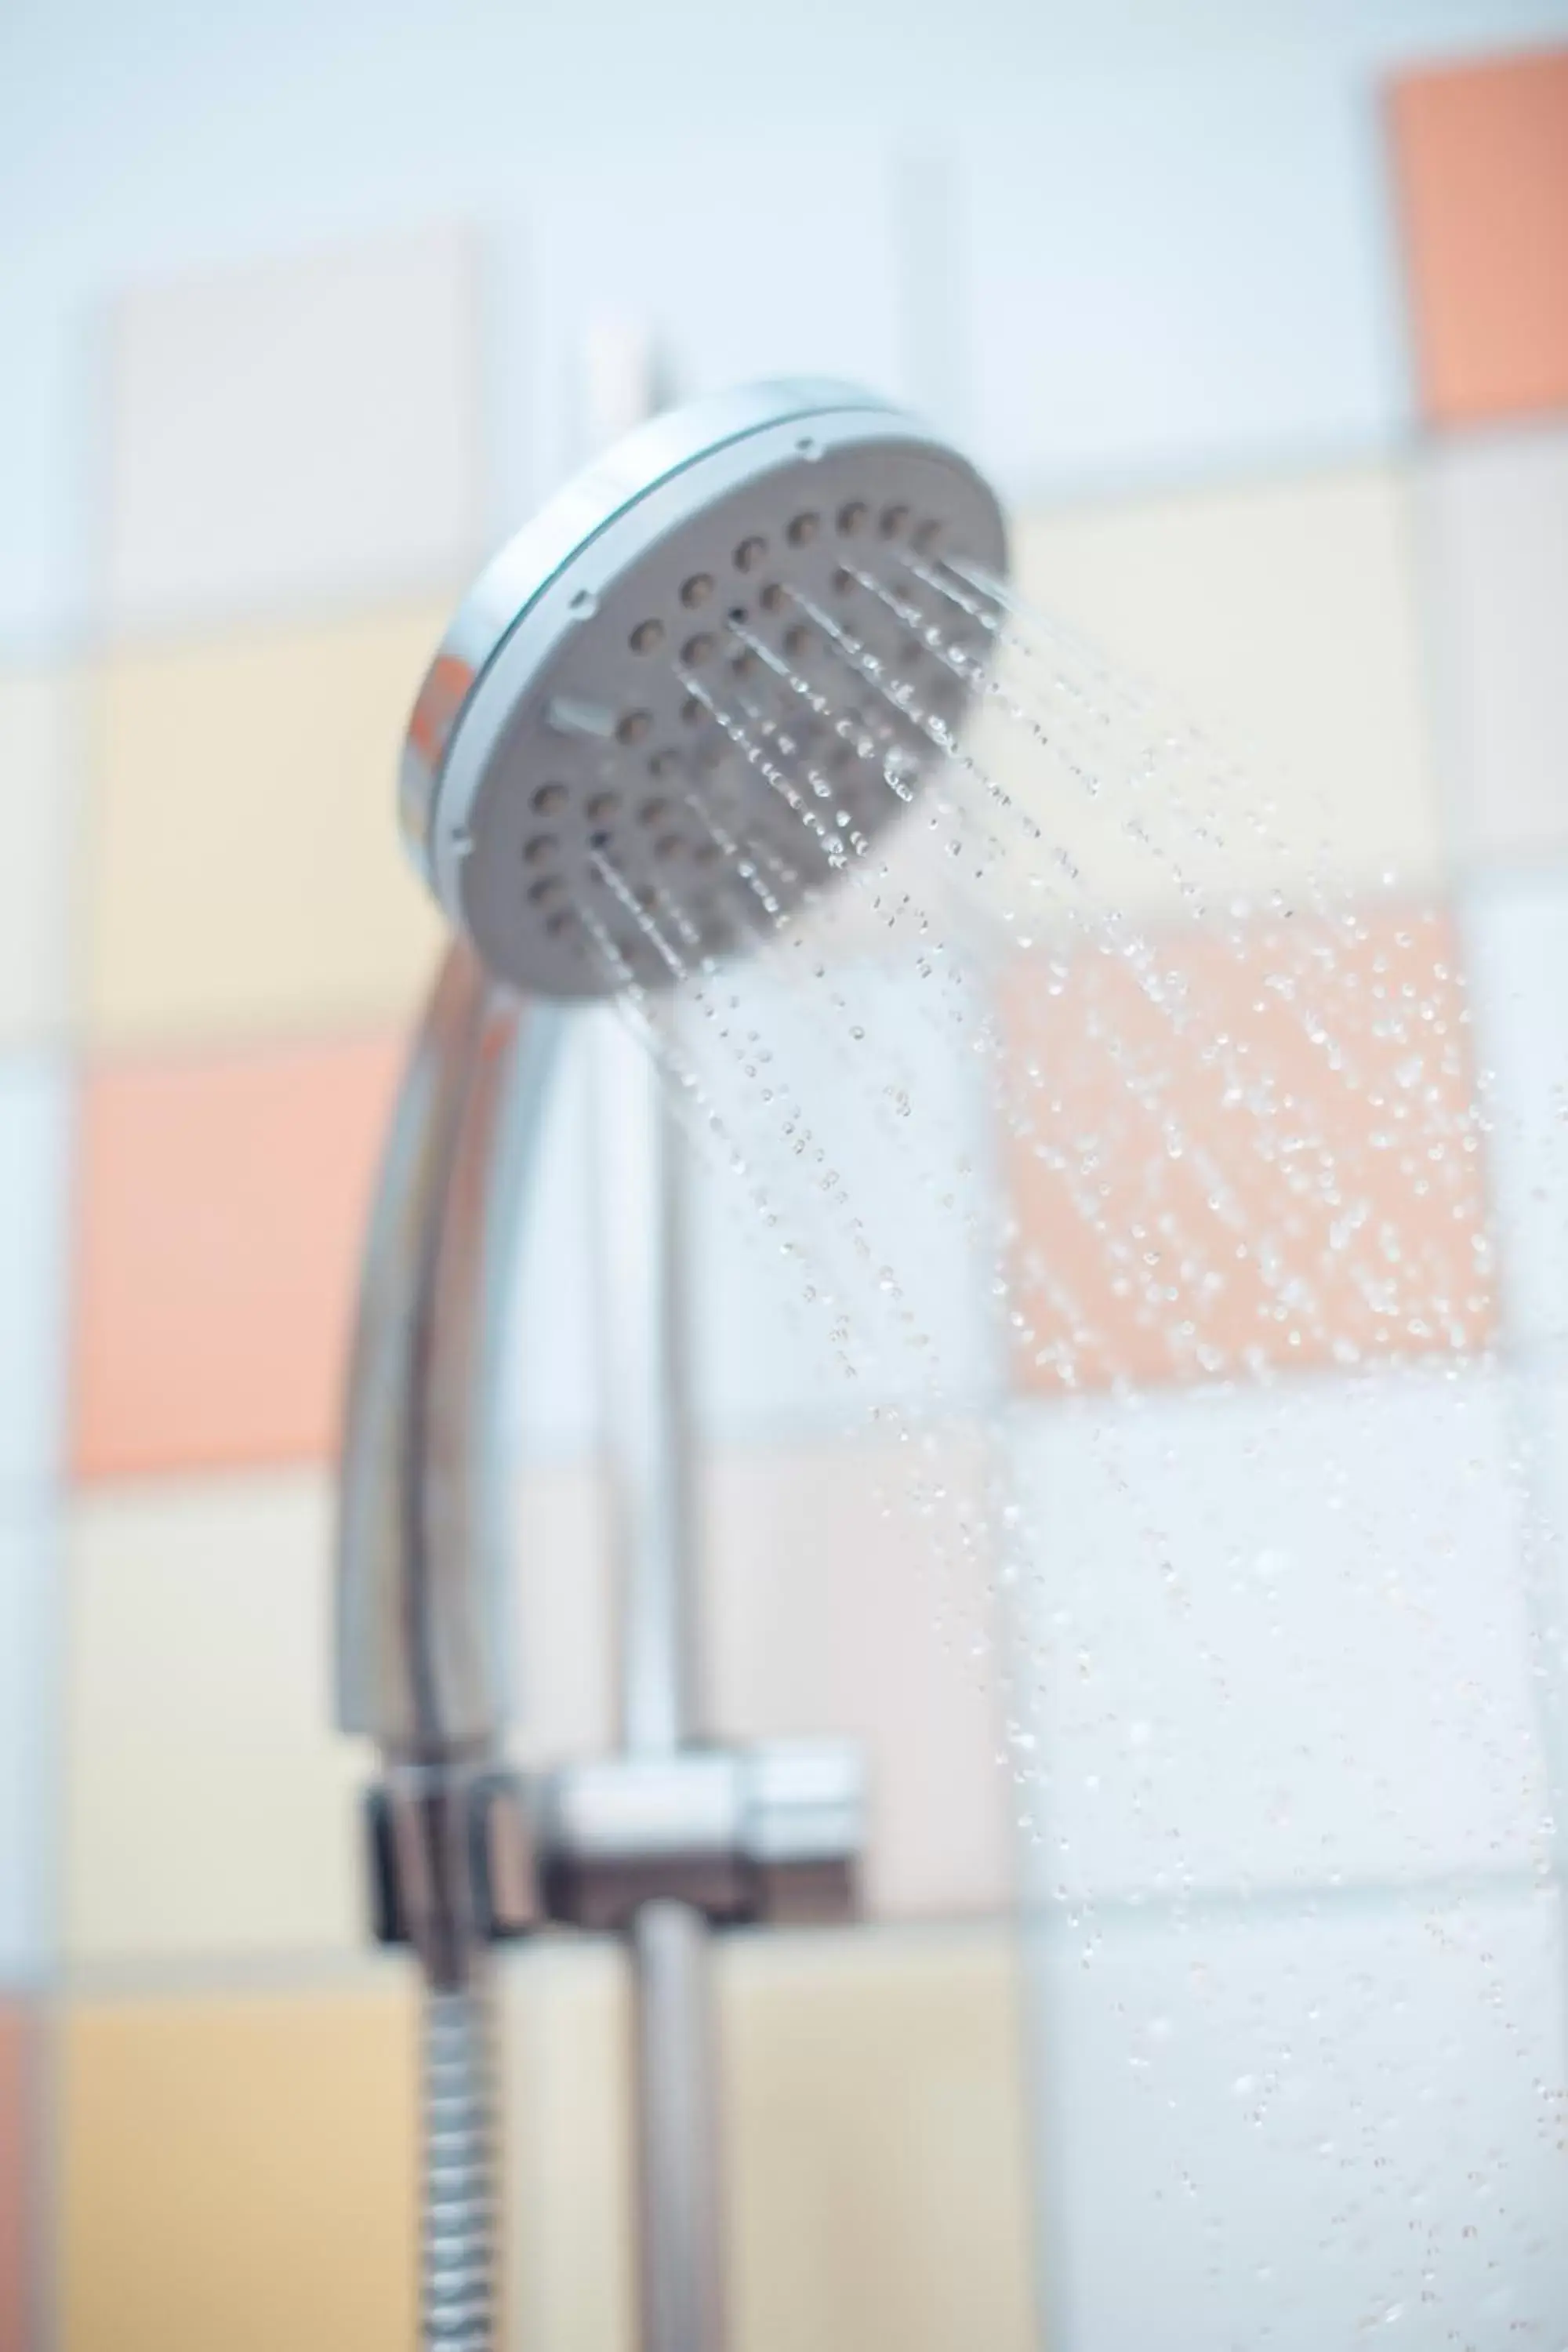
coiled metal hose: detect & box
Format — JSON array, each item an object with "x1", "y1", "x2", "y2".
[{"x1": 421, "y1": 1973, "x2": 500, "y2": 2349}]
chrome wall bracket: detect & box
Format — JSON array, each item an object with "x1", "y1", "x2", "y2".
[{"x1": 366, "y1": 1737, "x2": 864, "y2": 1953}]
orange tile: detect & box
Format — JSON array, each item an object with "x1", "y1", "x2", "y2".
[
  {"x1": 0, "y1": 2006, "x2": 26, "y2": 2352},
  {"x1": 1000, "y1": 903, "x2": 1496, "y2": 1393},
  {"x1": 1390, "y1": 49, "x2": 1568, "y2": 425},
  {"x1": 72, "y1": 1032, "x2": 403, "y2": 1479},
  {"x1": 59, "y1": 1983, "x2": 416, "y2": 2352}
]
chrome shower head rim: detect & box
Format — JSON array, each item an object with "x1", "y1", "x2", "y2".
[{"x1": 401, "y1": 378, "x2": 1008, "y2": 1002}]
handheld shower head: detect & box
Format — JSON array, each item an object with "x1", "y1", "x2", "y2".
[{"x1": 401, "y1": 379, "x2": 1007, "y2": 1000}]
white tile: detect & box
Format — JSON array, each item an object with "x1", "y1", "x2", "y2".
[
  {"x1": 1425, "y1": 426, "x2": 1568, "y2": 863},
  {"x1": 1028, "y1": 1888, "x2": 1568, "y2": 2350},
  {"x1": 960, "y1": 64, "x2": 1403, "y2": 496},
  {"x1": 682, "y1": 961, "x2": 1000, "y2": 1436},
  {"x1": 502, "y1": 970, "x2": 1000, "y2": 1457},
  {"x1": 0, "y1": 1512, "x2": 58, "y2": 1984},
  {"x1": 1462, "y1": 870, "x2": 1568, "y2": 1345},
  {"x1": 107, "y1": 227, "x2": 481, "y2": 630},
  {"x1": 0, "y1": 1054, "x2": 71, "y2": 1502},
  {"x1": 1008, "y1": 1365, "x2": 1548, "y2": 1899},
  {"x1": 495, "y1": 142, "x2": 907, "y2": 521},
  {"x1": 0, "y1": 668, "x2": 77, "y2": 1043}
]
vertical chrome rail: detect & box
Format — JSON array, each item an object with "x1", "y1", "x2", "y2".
[{"x1": 591, "y1": 1005, "x2": 728, "y2": 2352}]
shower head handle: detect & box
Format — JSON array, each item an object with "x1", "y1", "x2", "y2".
[{"x1": 336, "y1": 377, "x2": 1007, "y2": 1755}]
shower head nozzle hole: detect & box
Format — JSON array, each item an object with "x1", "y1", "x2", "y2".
[
  {"x1": 532, "y1": 782, "x2": 568, "y2": 815},
  {"x1": 880, "y1": 505, "x2": 909, "y2": 538},
  {"x1": 682, "y1": 634, "x2": 715, "y2": 665},
  {"x1": 837, "y1": 501, "x2": 867, "y2": 536},
  {"x1": 523, "y1": 835, "x2": 557, "y2": 865},
  {"x1": 681, "y1": 573, "x2": 714, "y2": 608},
  {"x1": 616, "y1": 710, "x2": 652, "y2": 746},
  {"x1": 640, "y1": 797, "x2": 671, "y2": 825},
  {"x1": 586, "y1": 790, "x2": 620, "y2": 822},
  {"x1": 529, "y1": 874, "x2": 566, "y2": 906},
  {"x1": 681, "y1": 696, "x2": 705, "y2": 727},
  {"x1": 735, "y1": 535, "x2": 766, "y2": 573},
  {"x1": 787, "y1": 513, "x2": 820, "y2": 546},
  {"x1": 648, "y1": 749, "x2": 679, "y2": 778},
  {"x1": 831, "y1": 567, "x2": 855, "y2": 594},
  {"x1": 629, "y1": 619, "x2": 665, "y2": 654},
  {"x1": 760, "y1": 583, "x2": 786, "y2": 613}
]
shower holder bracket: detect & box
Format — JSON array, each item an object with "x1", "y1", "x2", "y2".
[{"x1": 365, "y1": 1737, "x2": 864, "y2": 1953}]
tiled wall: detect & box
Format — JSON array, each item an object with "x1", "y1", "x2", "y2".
[{"x1": 2, "y1": 16, "x2": 1567, "y2": 2351}]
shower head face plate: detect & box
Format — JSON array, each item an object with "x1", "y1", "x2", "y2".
[{"x1": 403, "y1": 380, "x2": 1007, "y2": 1001}]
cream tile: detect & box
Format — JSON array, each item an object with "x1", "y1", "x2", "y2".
[
  {"x1": 107, "y1": 228, "x2": 480, "y2": 630},
  {"x1": 0, "y1": 669, "x2": 77, "y2": 1044},
  {"x1": 1027, "y1": 1889, "x2": 1568, "y2": 2348},
  {"x1": 502, "y1": 1924, "x2": 1036, "y2": 2352},
  {"x1": 1425, "y1": 426, "x2": 1568, "y2": 864},
  {"x1": 506, "y1": 1427, "x2": 1014, "y2": 1922},
  {"x1": 975, "y1": 465, "x2": 1441, "y2": 923},
  {"x1": 64, "y1": 1457, "x2": 623, "y2": 1962},
  {"x1": 0, "y1": 1514, "x2": 58, "y2": 1987},
  {"x1": 704, "y1": 1429, "x2": 1013, "y2": 1919},
  {"x1": 0, "y1": 1054, "x2": 71, "y2": 1502},
  {"x1": 1008, "y1": 1363, "x2": 1548, "y2": 1900},
  {"x1": 65, "y1": 1473, "x2": 362, "y2": 1963},
  {"x1": 59, "y1": 1980, "x2": 416, "y2": 2352},
  {"x1": 86, "y1": 604, "x2": 448, "y2": 1044}
]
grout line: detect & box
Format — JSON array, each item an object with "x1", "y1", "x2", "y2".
[{"x1": 1016, "y1": 1860, "x2": 1557, "y2": 1940}]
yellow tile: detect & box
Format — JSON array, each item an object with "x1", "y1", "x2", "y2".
[
  {"x1": 501, "y1": 1924, "x2": 1036, "y2": 2352},
  {"x1": 59, "y1": 1981, "x2": 416, "y2": 2352},
  {"x1": 86, "y1": 604, "x2": 448, "y2": 1045},
  {"x1": 65, "y1": 1474, "x2": 364, "y2": 1962},
  {"x1": 505, "y1": 1943, "x2": 634, "y2": 2352},
  {"x1": 971, "y1": 465, "x2": 1441, "y2": 926},
  {"x1": 724, "y1": 1927, "x2": 1036, "y2": 2352},
  {"x1": 0, "y1": 667, "x2": 78, "y2": 1044}
]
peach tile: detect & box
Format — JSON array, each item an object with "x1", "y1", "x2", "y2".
[
  {"x1": 72, "y1": 1031, "x2": 403, "y2": 1479},
  {"x1": 703, "y1": 1429, "x2": 1013, "y2": 1919},
  {"x1": 985, "y1": 465, "x2": 1442, "y2": 928},
  {"x1": 1000, "y1": 902, "x2": 1495, "y2": 1392},
  {"x1": 59, "y1": 1982, "x2": 416, "y2": 2352},
  {"x1": 107, "y1": 228, "x2": 480, "y2": 631},
  {"x1": 0, "y1": 2005, "x2": 27, "y2": 2352},
  {"x1": 1390, "y1": 49, "x2": 1568, "y2": 426},
  {"x1": 502, "y1": 1924, "x2": 1036, "y2": 2352},
  {"x1": 0, "y1": 669, "x2": 78, "y2": 1047},
  {"x1": 87, "y1": 604, "x2": 448, "y2": 1047}
]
